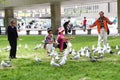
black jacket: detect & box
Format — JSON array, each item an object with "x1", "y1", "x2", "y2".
[{"x1": 7, "y1": 25, "x2": 18, "y2": 41}]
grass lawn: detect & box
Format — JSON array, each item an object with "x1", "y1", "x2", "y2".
[{"x1": 0, "y1": 35, "x2": 120, "y2": 80}]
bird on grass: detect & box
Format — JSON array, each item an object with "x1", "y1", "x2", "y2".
[
  {"x1": 4, "y1": 46, "x2": 11, "y2": 52},
  {"x1": 74, "y1": 51, "x2": 80, "y2": 60},
  {"x1": 118, "y1": 51, "x2": 120, "y2": 55},
  {"x1": 92, "y1": 45, "x2": 96, "y2": 51},
  {"x1": 89, "y1": 57, "x2": 97, "y2": 62},
  {"x1": 86, "y1": 49, "x2": 91, "y2": 58},
  {"x1": 71, "y1": 49, "x2": 77, "y2": 56},
  {"x1": 34, "y1": 55, "x2": 42, "y2": 62},
  {"x1": 63, "y1": 49, "x2": 69, "y2": 56},
  {"x1": 34, "y1": 44, "x2": 41, "y2": 50},
  {"x1": 116, "y1": 45, "x2": 119, "y2": 50},
  {"x1": 1, "y1": 60, "x2": 11, "y2": 67},
  {"x1": 67, "y1": 41, "x2": 72, "y2": 48},
  {"x1": 59, "y1": 56, "x2": 66, "y2": 66},
  {"x1": 54, "y1": 52, "x2": 60, "y2": 60},
  {"x1": 80, "y1": 48, "x2": 85, "y2": 56},
  {"x1": 50, "y1": 58, "x2": 60, "y2": 67},
  {"x1": 49, "y1": 48, "x2": 56, "y2": 57}
]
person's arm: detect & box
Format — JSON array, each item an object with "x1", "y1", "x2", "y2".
[
  {"x1": 105, "y1": 17, "x2": 114, "y2": 25},
  {"x1": 61, "y1": 36, "x2": 73, "y2": 41},
  {"x1": 15, "y1": 27, "x2": 18, "y2": 39},
  {"x1": 46, "y1": 36, "x2": 53, "y2": 44},
  {"x1": 89, "y1": 20, "x2": 97, "y2": 29}
]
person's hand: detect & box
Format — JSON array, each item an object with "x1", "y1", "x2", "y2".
[{"x1": 88, "y1": 25, "x2": 92, "y2": 29}]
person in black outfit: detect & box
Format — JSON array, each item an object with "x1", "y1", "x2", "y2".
[
  {"x1": 63, "y1": 20, "x2": 70, "y2": 35},
  {"x1": 7, "y1": 20, "x2": 18, "y2": 59}
]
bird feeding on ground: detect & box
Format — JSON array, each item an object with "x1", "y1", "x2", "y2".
[
  {"x1": 59, "y1": 55, "x2": 67, "y2": 66},
  {"x1": 1, "y1": 60, "x2": 11, "y2": 67},
  {"x1": 74, "y1": 51, "x2": 80, "y2": 60},
  {"x1": 34, "y1": 44, "x2": 41, "y2": 50},
  {"x1": 50, "y1": 58, "x2": 60, "y2": 67},
  {"x1": 34, "y1": 55, "x2": 42, "y2": 62},
  {"x1": 4, "y1": 46, "x2": 11, "y2": 52}
]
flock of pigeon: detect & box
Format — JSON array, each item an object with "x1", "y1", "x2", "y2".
[
  {"x1": 49, "y1": 41, "x2": 120, "y2": 67},
  {"x1": 0, "y1": 41, "x2": 120, "y2": 68}
]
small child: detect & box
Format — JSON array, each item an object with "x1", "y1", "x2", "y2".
[
  {"x1": 56, "y1": 27, "x2": 73, "y2": 52},
  {"x1": 44, "y1": 30, "x2": 54, "y2": 54}
]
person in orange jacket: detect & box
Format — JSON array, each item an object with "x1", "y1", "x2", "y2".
[{"x1": 89, "y1": 11, "x2": 114, "y2": 48}]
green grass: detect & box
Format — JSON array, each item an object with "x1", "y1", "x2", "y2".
[{"x1": 0, "y1": 35, "x2": 120, "y2": 80}]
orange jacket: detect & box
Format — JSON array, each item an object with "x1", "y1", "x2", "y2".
[{"x1": 90, "y1": 17, "x2": 113, "y2": 34}]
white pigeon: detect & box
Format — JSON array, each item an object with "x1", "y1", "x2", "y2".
[
  {"x1": 59, "y1": 56, "x2": 66, "y2": 66},
  {"x1": 118, "y1": 51, "x2": 120, "y2": 55},
  {"x1": 107, "y1": 43, "x2": 110, "y2": 49},
  {"x1": 86, "y1": 50, "x2": 90, "y2": 58},
  {"x1": 116, "y1": 45, "x2": 119, "y2": 50},
  {"x1": 92, "y1": 45, "x2": 95, "y2": 51},
  {"x1": 80, "y1": 48, "x2": 85, "y2": 56},
  {"x1": 63, "y1": 49, "x2": 69, "y2": 56},
  {"x1": 55, "y1": 55, "x2": 59, "y2": 60},
  {"x1": 106, "y1": 47, "x2": 112, "y2": 53},
  {"x1": 25, "y1": 44, "x2": 28, "y2": 49},
  {"x1": 49, "y1": 49, "x2": 56, "y2": 57},
  {"x1": 34, "y1": 56, "x2": 42, "y2": 62},
  {"x1": 71, "y1": 49, "x2": 77, "y2": 56},
  {"x1": 4, "y1": 46, "x2": 11, "y2": 51},
  {"x1": 34, "y1": 44, "x2": 41, "y2": 50},
  {"x1": 74, "y1": 51, "x2": 80, "y2": 60},
  {"x1": 54, "y1": 51, "x2": 60, "y2": 60},
  {"x1": 34, "y1": 45, "x2": 38, "y2": 50},
  {"x1": 1, "y1": 60, "x2": 11, "y2": 67},
  {"x1": 50, "y1": 58, "x2": 60, "y2": 67},
  {"x1": 67, "y1": 41, "x2": 72, "y2": 48}
]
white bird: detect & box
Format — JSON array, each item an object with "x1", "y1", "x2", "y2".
[
  {"x1": 34, "y1": 44, "x2": 41, "y2": 50},
  {"x1": 54, "y1": 51, "x2": 60, "y2": 60},
  {"x1": 107, "y1": 43, "x2": 110, "y2": 49},
  {"x1": 59, "y1": 56, "x2": 66, "y2": 66},
  {"x1": 92, "y1": 45, "x2": 95, "y2": 51},
  {"x1": 116, "y1": 45, "x2": 119, "y2": 50},
  {"x1": 63, "y1": 49, "x2": 69, "y2": 56},
  {"x1": 71, "y1": 49, "x2": 77, "y2": 56},
  {"x1": 67, "y1": 41, "x2": 72, "y2": 48},
  {"x1": 4, "y1": 46, "x2": 11, "y2": 51},
  {"x1": 86, "y1": 50, "x2": 90, "y2": 58},
  {"x1": 55, "y1": 55, "x2": 60, "y2": 60},
  {"x1": 25, "y1": 44, "x2": 28, "y2": 49},
  {"x1": 74, "y1": 51, "x2": 80, "y2": 60},
  {"x1": 49, "y1": 49, "x2": 56, "y2": 57},
  {"x1": 118, "y1": 51, "x2": 120, "y2": 55},
  {"x1": 80, "y1": 48, "x2": 85, "y2": 56},
  {"x1": 34, "y1": 56, "x2": 42, "y2": 62},
  {"x1": 50, "y1": 58, "x2": 60, "y2": 67},
  {"x1": 1, "y1": 60, "x2": 11, "y2": 67},
  {"x1": 106, "y1": 48, "x2": 112, "y2": 53}
]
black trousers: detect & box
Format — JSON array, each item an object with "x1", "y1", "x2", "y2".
[{"x1": 9, "y1": 40, "x2": 17, "y2": 58}]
